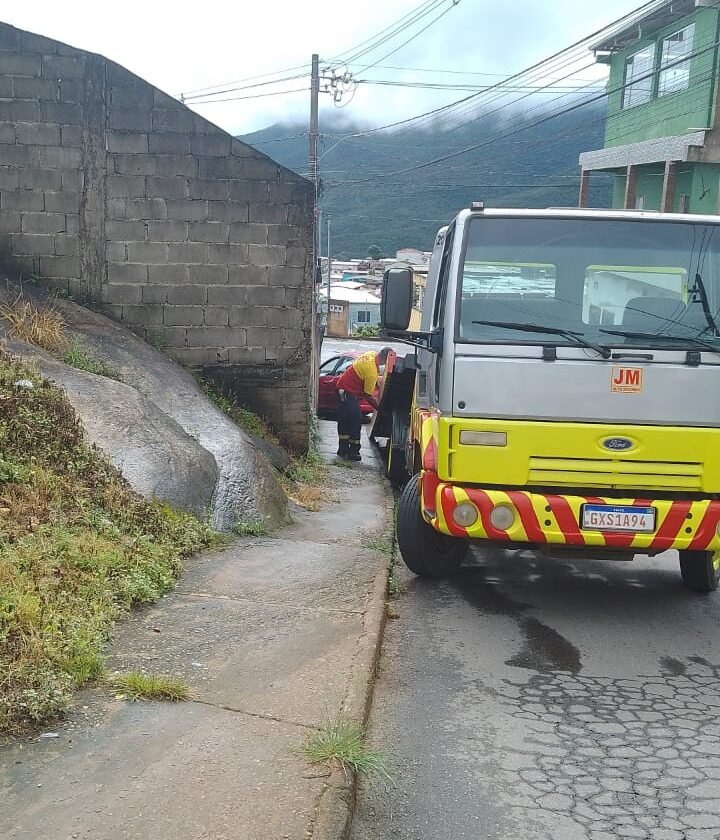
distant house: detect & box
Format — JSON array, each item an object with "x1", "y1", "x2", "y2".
[
  {"x1": 319, "y1": 284, "x2": 381, "y2": 337},
  {"x1": 396, "y1": 248, "x2": 431, "y2": 267},
  {"x1": 579, "y1": 0, "x2": 720, "y2": 214}
]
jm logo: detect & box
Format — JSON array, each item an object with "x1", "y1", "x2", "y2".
[{"x1": 611, "y1": 367, "x2": 643, "y2": 393}]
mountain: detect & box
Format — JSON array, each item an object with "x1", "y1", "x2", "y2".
[{"x1": 240, "y1": 100, "x2": 610, "y2": 259}]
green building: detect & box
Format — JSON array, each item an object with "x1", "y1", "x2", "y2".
[{"x1": 580, "y1": 0, "x2": 720, "y2": 214}]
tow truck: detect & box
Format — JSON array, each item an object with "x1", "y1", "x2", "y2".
[{"x1": 371, "y1": 204, "x2": 720, "y2": 593}]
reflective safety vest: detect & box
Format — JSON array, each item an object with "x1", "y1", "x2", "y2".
[{"x1": 336, "y1": 351, "x2": 379, "y2": 398}]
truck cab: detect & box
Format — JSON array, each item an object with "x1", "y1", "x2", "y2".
[{"x1": 381, "y1": 205, "x2": 720, "y2": 592}]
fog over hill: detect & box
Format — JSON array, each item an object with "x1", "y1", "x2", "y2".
[{"x1": 241, "y1": 99, "x2": 611, "y2": 259}]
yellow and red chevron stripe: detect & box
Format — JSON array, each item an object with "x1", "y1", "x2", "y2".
[{"x1": 425, "y1": 480, "x2": 720, "y2": 552}]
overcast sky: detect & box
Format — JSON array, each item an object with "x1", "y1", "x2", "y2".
[{"x1": 4, "y1": 0, "x2": 648, "y2": 135}]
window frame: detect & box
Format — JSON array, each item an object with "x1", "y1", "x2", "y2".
[
  {"x1": 622, "y1": 43, "x2": 656, "y2": 109},
  {"x1": 657, "y1": 23, "x2": 695, "y2": 96}
]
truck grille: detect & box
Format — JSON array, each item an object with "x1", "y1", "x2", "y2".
[{"x1": 528, "y1": 456, "x2": 703, "y2": 491}]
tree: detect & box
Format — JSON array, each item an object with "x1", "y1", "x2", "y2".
[{"x1": 367, "y1": 245, "x2": 382, "y2": 260}]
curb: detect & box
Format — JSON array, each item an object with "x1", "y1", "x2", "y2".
[{"x1": 310, "y1": 489, "x2": 393, "y2": 839}]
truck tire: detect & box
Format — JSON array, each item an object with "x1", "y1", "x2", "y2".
[
  {"x1": 679, "y1": 550, "x2": 719, "y2": 593},
  {"x1": 396, "y1": 475, "x2": 467, "y2": 578},
  {"x1": 384, "y1": 410, "x2": 409, "y2": 485}
]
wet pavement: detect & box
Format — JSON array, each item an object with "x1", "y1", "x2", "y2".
[
  {"x1": 0, "y1": 422, "x2": 391, "y2": 840},
  {"x1": 351, "y1": 545, "x2": 720, "y2": 840}
]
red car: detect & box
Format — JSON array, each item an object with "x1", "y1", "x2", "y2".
[{"x1": 318, "y1": 353, "x2": 376, "y2": 416}]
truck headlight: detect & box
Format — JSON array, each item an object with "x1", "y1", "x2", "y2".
[
  {"x1": 452, "y1": 502, "x2": 479, "y2": 528},
  {"x1": 489, "y1": 504, "x2": 516, "y2": 530}
]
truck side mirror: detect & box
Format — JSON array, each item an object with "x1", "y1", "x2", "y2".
[{"x1": 381, "y1": 268, "x2": 413, "y2": 331}]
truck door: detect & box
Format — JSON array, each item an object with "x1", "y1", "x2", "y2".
[{"x1": 419, "y1": 224, "x2": 454, "y2": 407}]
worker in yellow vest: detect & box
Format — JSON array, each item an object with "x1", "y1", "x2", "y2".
[{"x1": 335, "y1": 347, "x2": 391, "y2": 461}]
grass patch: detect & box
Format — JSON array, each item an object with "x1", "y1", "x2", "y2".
[
  {"x1": 301, "y1": 718, "x2": 391, "y2": 784},
  {"x1": 331, "y1": 457, "x2": 353, "y2": 468},
  {"x1": 0, "y1": 294, "x2": 68, "y2": 354},
  {"x1": 198, "y1": 379, "x2": 278, "y2": 444},
  {"x1": 0, "y1": 352, "x2": 215, "y2": 733},
  {"x1": 0, "y1": 294, "x2": 119, "y2": 381},
  {"x1": 107, "y1": 671, "x2": 189, "y2": 701},
  {"x1": 387, "y1": 570, "x2": 406, "y2": 599},
  {"x1": 233, "y1": 517, "x2": 269, "y2": 537},
  {"x1": 285, "y1": 451, "x2": 327, "y2": 486},
  {"x1": 367, "y1": 535, "x2": 393, "y2": 555},
  {"x1": 62, "y1": 336, "x2": 120, "y2": 380},
  {"x1": 281, "y1": 449, "x2": 329, "y2": 511}
]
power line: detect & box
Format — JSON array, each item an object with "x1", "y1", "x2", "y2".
[
  {"x1": 325, "y1": 26, "x2": 720, "y2": 186},
  {"x1": 188, "y1": 86, "x2": 310, "y2": 104},
  {"x1": 316, "y1": 0, "x2": 667, "y2": 159},
  {"x1": 336, "y1": 0, "x2": 450, "y2": 65},
  {"x1": 182, "y1": 72, "x2": 309, "y2": 103},
  {"x1": 354, "y1": 0, "x2": 461, "y2": 74}
]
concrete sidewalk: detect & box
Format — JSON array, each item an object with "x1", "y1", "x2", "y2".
[{"x1": 0, "y1": 421, "x2": 390, "y2": 840}]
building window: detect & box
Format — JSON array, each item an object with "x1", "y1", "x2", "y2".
[
  {"x1": 658, "y1": 24, "x2": 694, "y2": 95},
  {"x1": 623, "y1": 44, "x2": 655, "y2": 108},
  {"x1": 357, "y1": 310, "x2": 371, "y2": 322}
]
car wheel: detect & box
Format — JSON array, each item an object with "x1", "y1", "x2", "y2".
[
  {"x1": 396, "y1": 475, "x2": 467, "y2": 578},
  {"x1": 679, "y1": 550, "x2": 720, "y2": 593}
]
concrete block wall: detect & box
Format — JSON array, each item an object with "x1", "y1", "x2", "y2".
[{"x1": 0, "y1": 22, "x2": 314, "y2": 451}]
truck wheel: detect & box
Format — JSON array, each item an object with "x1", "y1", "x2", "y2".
[
  {"x1": 396, "y1": 475, "x2": 467, "y2": 578},
  {"x1": 679, "y1": 550, "x2": 720, "y2": 593},
  {"x1": 384, "y1": 410, "x2": 409, "y2": 485}
]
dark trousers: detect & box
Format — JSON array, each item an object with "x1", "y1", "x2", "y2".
[{"x1": 337, "y1": 391, "x2": 362, "y2": 455}]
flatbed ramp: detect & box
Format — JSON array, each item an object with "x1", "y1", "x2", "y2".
[{"x1": 370, "y1": 350, "x2": 416, "y2": 483}]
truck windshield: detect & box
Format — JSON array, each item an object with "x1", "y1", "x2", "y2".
[{"x1": 458, "y1": 216, "x2": 720, "y2": 351}]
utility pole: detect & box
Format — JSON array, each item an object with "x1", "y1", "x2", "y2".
[
  {"x1": 326, "y1": 214, "x2": 332, "y2": 307},
  {"x1": 309, "y1": 54, "x2": 320, "y2": 288}
]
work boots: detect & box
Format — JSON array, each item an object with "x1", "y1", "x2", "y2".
[{"x1": 347, "y1": 442, "x2": 362, "y2": 462}]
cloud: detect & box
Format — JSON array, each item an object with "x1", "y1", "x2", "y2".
[{"x1": 3, "y1": 0, "x2": 643, "y2": 134}]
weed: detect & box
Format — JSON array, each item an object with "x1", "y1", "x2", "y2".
[
  {"x1": 198, "y1": 378, "x2": 279, "y2": 444},
  {"x1": 62, "y1": 336, "x2": 120, "y2": 380},
  {"x1": 233, "y1": 517, "x2": 269, "y2": 537},
  {"x1": 301, "y1": 718, "x2": 392, "y2": 784},
  {"x1": 367, "y1": 535, "x2": 393, "y2": 555},
  {"x1": 0, "y1": 295, "x2": 68, "y2": 354},
  {"x1": 387, "y1": 570, "x2": 406, "y2": 599},
  {"x1": 331, "y1": 457, "x2": 353, "y2": 469},
  {"x1": 386, "y1": 604, "x2": 400, "y2": 619},
  {"x1": 285, "y1": 451, "x2": 327, "y2": 486},
  {"x1": 107, "y1": 671, "x2": 189, "y2": 701},
  {"x1": 0, "y1": 351, "x2": 214, "y2": 733},
  {"x1": 281, "y1": 450, "x2": 329, "y2": 511}
]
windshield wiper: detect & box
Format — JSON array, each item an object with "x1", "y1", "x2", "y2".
[
  {"x1": 689, "y1": 272, "x2": 720, "y2": 337},
  {"x1": 471, "y1": 319, "x2": 611, "y2": 358},
  {"x1": 599, "y1": 327, "x2": 720, "y2": 356}
]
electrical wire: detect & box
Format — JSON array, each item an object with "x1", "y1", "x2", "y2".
[
  {"x1": 315, "y1": 0, "x2": 667, "y2": 161},
  {"x1": 182, "y1": 72, "x2": 310, "y2": 103},
  {"x1": 324, "y1": 26, "x2": 720, "y2": 186},
  {"x1": 354, "y1": 0, "x2": 461, "y2": 74}
]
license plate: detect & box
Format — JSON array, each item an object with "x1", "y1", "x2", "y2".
[{"x1": 581, "y1": 504, "x2": 656, "y2": 533}]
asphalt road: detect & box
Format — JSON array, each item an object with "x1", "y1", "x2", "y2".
[
  {"x1": 350, "y1": 544, "x2": 720, "y2": 840},
  {"x1": 321, "y1": 336, "x2": 408, "y2": 362}
]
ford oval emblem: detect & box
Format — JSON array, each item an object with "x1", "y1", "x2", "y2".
[{"x1": 602, "y1": 437, "x2": 634, "y2": 452}]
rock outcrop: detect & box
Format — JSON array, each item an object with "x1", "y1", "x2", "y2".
[{"x1": 1, "y1": 288, "x2": 288, "y2": 532}]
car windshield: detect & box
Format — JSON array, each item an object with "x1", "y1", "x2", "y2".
[{"x1": 458, "y1": 216, "x2": 720, "y2": 350}]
